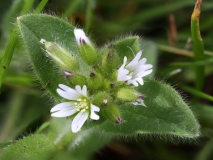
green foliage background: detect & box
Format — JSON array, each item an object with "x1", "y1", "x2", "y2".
[{"x1": 0, "y1": 0, "x2": 213, "y2": 159}]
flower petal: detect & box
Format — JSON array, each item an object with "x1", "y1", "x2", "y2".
[
  {"x1": 127, "y1": 58, "x2": 146, "y2": 71},
  {"x1": 57, "y1": 89, "x2": 79, "y2": 100},
  {"x1": 91, "y1": 104, "x2": 100, "y2": 112},
  {"x1": 56, "y1": 84, "x2": 80, "y2": 100},
  {"x1": 51, "y1": 102, "x2": 75, "y2": 112},
  {"x1": 90, "y1": 104, "x2": 100, "y2": 120},
  {"x1": 126, "y1": 51, "x2": 142, "y2": 69},
  {"x1": 75, "y1": 85, "x2": 87, "y2": 97},
  {"x1": 127, "y1": 79, "x2": 139, "y2": 86},
  {"x1": 136, "y1": 69, "x2": 153, "y2": 78},
  {"x1": 59, "y1": 84, "x2": 80, "y2": 98},
  {"x1": 117, "y1": 68, "x2": 131, "y2": 81},
  {"x1": 71, "y1": 111, "x2": 89, "y2": 133},
  {"x1": 136, "y1": 64, "x2": 153, "y2": 72},
  {"x1": 51, "y1": 102, "x2": 77, "y2": 117},
  {"x1": 75, "y1": 85, "x2": 87, "y2": 96},
  {"x1": 81, "y1": 85, "x2": 87, "y2": 96},
  {"x1": 136, "y1": 78, "x2": 144, "y2": 85},
  {"x1": 117, "y1": 57, "x2": 132, "y2": 81}
]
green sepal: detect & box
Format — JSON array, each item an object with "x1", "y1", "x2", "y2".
[
  {"x1": 101, "y1": 47, "x2": 119, "y2": 76},
  {"x1": 101, "y1": 78, "x2": 116, "y2": 91},
  {"x1": 78, "y1": 43, "x2": 99, "y2": 66},
  {"x1": 87, "y1": 72, "x2": 103, "y2": 91},
  {"x1": 100, "y1": 103, "x2": 121, "y2": 123},
  {"x1": 117, "y1": 87, "x2": 139, "y2": 101},
  {"x1": 110, "y1": 69, "x2": 119, "y2": 82},
  {"x1": 69, "y1": 73, "x2": 87, "y2": 87},
  {"x1": 92, "y1": 92, "x2": 113, "y2": 107},
  {"x1": 42, "y1": 40, "x2": 79, "y2": 72},
  {"x1": 115, "y1": 36, "x2": 140, "y2": 60}
]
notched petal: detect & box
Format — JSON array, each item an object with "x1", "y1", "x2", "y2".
[
  {"x1": 71, "y1": 112, "x2": 89, "y2": 133},
  {"x1": 90, "y1": 104, "x2": 100, "y2": 120}
]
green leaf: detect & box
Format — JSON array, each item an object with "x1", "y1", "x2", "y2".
[
  {"x1": 17, "y1": 14, "x2": 92, "y2": 99},
  {"x1": 0, "y1": 134, "x2": 55, "y2": 160},
  {"x1": 85, "y1": 79, "x2": 199, "y2": 138},
  {"x1": 17, "y1": 14, "x2": 75, "y2": 99},
  {"x1": 115, "y1": 36, "x2": 139, "y2": 60},
  {"x1": 48, "y1": 119, "x2": 112, "y2": 159},
  {"x1": 68, "y1": 129, "x2": 112, "y2": 160}
]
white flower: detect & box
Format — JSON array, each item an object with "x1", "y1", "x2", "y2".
[
  {"x1": 50, "y1": 84, "x2": 100, "y2": 133},
  {"x1": 74, "y1": 28, "x2": 92, "y2": 46},
  {"x1": 117, "y1": 51, "x2": 153, "y2": 86}
]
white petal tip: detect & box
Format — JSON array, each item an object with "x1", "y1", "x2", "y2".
[
  {"x1": 138, "y1": 50, "x2": 142, "y2": 54},
  {"x1": 71, "y1": 112, "x2": 88, "y2": 133},
  {"x1": 58, "y1": 84, "x2": 65, "y2": 88},
  {"x1": 90, "y1": 114, "x2": 100, "y2": 120},
  {"x1": 74, "y1": 28, "x2": 83, "y2": 32},
  {"x1": 72, "y1": 129, "x2": 79, "y2": 133},
  {"x1": 40, "y1": 38, "x2": 46, "y2": 44},
  {"x1": 72, "y1": 127, "x2": 81, "y2": 133}
]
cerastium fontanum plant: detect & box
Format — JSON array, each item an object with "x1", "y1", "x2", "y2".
[
  {"x1": 15, "y1": 13, "x2": 199, "y2": 137},
  {"x1": 0, "y1": 11, "x2": 200, "y2": 159},
  {"x1": 40, "y1": 28, "x2": 153, "y2": 133}
]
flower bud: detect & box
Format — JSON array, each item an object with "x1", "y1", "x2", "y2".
[
  {"x1": 40, "y1": 39, "x2": 79, "y2": 72},
  {"x1": 74, "y1": 29, "x2": 99, "y2": 65},
  {"x1": 101, "y1": 104, "x2": 121, "y2": 123},
  {"x1": 101, "y1": 48, "x2": 119, "y2": 76},
  {"x1": 87, "y1": 72, "x2": 103, "y2": 90},
  {"x1": 63, "y1": 71, "x2": 74, "y2": 78},
  {"x1": 101, "y1": 79, "x2": 114, "y2": 91},
  {"x1": 69, "y1": 73, "x2": 87, "y2": 86},
  {"x1": 117, "y1": 88, "x2": 139, "y2": 101},
  {"x1": 92, "y1": 92, "x2": 113, "y2": 107},
  {"x1": 111, "y1": 70, "x2": 118, "y2": 81}
]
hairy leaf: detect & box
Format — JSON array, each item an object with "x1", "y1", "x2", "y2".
[{"x1": 85, "y1": 80, "x2": 199, "y2": 138}]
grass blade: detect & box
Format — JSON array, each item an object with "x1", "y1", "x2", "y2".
[
  {"x1": 0, "y1": 0, "x2": 49, "y2": 89},
  {"x1": 34, "y1": 0, "x2": 49, "y2": 13},
  {"x1": 191, "y1": 0, "x2": 205, "y2": 91},
  {"x1": 181, "y1": 85, "x2": 213, "y2": 102},
  {"x1": 0, "y1": 28, "x2": 18, "y2": 90}
]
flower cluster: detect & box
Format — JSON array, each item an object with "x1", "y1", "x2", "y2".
[{"x1": 41, "y1": 28, "x2": 153, "y2": 133}]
